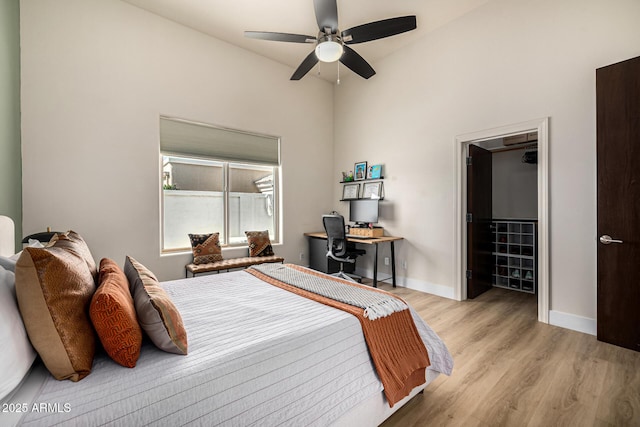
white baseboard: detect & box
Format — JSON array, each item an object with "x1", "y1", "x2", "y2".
[
  {"x1": 549, "y1": 310, "x2": 596, "y2": 336},
  {"x1": 399, "y1": 277, "x2": 456, "y2": 299},
  {"x1": 354, "y1": 268, "x2": 456, "y2": 300},
  {"x1": 351, "y1": 268, "x2": 596, "y2": 336}
]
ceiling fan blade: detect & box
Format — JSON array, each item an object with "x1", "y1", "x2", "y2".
[
  {"x1": 339, "y1": 45, "x2": 375, "y2": 79},
  {"x1": 244, "y1": 31, "x2": 316, "y2": 43},
  {"x1": 313, "y1": 0, "x2": 338, "y2": 33},
  {"x1": 342, "y1": 16, "x2": 417, "y2": 44},
  {"x1": 291, "y1": 51, "x2": 319, "y2": 80}
]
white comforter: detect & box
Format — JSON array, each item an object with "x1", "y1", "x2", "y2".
[{"x1": 17, "y1": 270, "x2": 452, "y2": 426}]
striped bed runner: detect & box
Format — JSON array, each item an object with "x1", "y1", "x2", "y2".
[{"x1": 247, "y1": 263, "x2": 430, "y2": 407}]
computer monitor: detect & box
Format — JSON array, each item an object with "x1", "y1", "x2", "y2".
[{"x1": 349, "y1": 199, "x2": 379, "y2": 226}]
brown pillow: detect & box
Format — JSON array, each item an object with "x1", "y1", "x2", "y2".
[
  {"x1": 124, "y1": 256, "x2": 187, "y2": 355},
  {"x1": 188, "y1": 233, "x2": 223, "y2": 265},
  {"x1": 245, "y1": 230, "x2": 275, "y2": 257},
  {"x1": 90, "y1": 258, "x2": 142, "y2": 368},
  {"x1": 15, "y1": 246, "x2": 96, "y2": 381},
  {"x1": 48, "y1": 230, "x2": 98, "y2": 282}
]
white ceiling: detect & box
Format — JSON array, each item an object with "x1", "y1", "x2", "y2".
[{"x1": 121, "y1": 0, "x2": 489, "y2": 82}]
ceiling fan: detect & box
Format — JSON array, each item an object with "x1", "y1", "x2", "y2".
[{"x1": 244, "y1": 0, "x2": 417, "y2": 81}]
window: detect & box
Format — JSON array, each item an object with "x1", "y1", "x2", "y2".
[{"x1": 160, "y1": 117, "x2": 280, "y2": 252}]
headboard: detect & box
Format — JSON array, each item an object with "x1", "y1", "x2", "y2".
[{"x1": 0, "y1": 215, "x2": 16, "y2": 257}]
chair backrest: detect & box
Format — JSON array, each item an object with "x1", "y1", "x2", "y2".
[{"x1": 322, "y1": 214, "x2": 347, "y2": 258}]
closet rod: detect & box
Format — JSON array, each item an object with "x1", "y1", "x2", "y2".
[{"x1": 491, "y1": 142, "x2": 537, "y2": 153}]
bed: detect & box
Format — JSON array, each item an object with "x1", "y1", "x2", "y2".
[{"x1": 0, "y1": 216, "x2": 453, "y2": 426}]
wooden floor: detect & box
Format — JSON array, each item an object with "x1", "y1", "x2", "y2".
[{"x1": 369, "y1": 283, "x2": 640, "y2": 427}]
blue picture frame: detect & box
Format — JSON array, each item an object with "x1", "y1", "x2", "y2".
[{"x1": 367, "y1": 164, "x2": 382, "y2": 179}]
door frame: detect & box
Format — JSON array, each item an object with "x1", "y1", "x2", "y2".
[{"x1": 454, "y1": 117, "x2": 549, "y2": 323}]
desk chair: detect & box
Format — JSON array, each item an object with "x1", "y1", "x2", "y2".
[{"x1": 322, "y1": 213, "x2": 366, "y2": 282}]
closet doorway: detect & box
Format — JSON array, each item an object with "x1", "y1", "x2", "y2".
[{"x1": 455, "y1": 118, "x2": 549, "y2": 323}]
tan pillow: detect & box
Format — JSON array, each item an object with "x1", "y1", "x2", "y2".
[
  {"x1": 90, "y1": 258, "x2": 142, "y2": 368},
  {"x1": 124, "y1": 256, "x2": 188, "y2": 355},
  {"x1": 15, "y1": 247, "x2": 96, "y2": 381},
  {"x1": 245, "y1": 230, "x2": 275, "y2": 257},
  {"x1": 188, "y1": 233, "x2": 223, "y2": 265},
  {"x1": 48, "y1": 230, "x2": 98, "y2": 281}
]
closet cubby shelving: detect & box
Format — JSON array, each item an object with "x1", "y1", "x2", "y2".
[{"x1": 491, "y1": 220, "x2": 537, "y2": 294}]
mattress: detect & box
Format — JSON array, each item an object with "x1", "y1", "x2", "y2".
[{"x1": 11, "y1": 270, "x2": 452, "y2": 426}]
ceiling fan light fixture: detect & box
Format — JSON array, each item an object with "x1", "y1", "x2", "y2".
[{"x1": 315, "y1": 36, "x2": 343, "y2": 62}]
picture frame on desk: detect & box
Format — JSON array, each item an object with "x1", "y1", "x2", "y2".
[
  {"x1": 342, "y1": 183, "x2": 360, "y2": 200},
  {"x1": 362, "y1": 182, "x2": 383, "y2": 199},
  {"x1": 354, "y1": 161, "x2": 367, "y2": 181}
]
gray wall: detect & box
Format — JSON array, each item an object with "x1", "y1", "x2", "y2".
[
  {"x1": 20, "y1": 0, "x2": 334, "y2": 281},
  {"x1": 492, "y1": 148, "x2": 537, "y2": 219},
  {"x1": 0, "y1": 0, "x2": 22, "y2": 249}
]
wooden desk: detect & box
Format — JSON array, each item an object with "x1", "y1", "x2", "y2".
[{"x1": 304, "y1": 232, "x2": 403, "y2": 288}]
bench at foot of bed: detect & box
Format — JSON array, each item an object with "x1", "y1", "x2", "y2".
[{"x1": 185, "y1": 255, "x2": 285, "y2": 277}]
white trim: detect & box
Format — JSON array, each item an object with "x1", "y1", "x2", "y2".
[
  {"x1": 454, "y1": 117, "x2": 550, "y2": 323},
  {"x1": 549, "y1": 310, "x2": 596, "y2": 336},
  {"x1": 400, "y1": 278, "x2": 456, "y2": 300},
  {"x1": 355, "y1": 268, "x2": 456, "y2": 300}
]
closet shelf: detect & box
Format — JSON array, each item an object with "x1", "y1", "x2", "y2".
[{"x1": 492, "y1": 220, "x2": 537, "y2": 294}]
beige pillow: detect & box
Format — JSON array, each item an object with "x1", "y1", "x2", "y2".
[
  {"x1": 124, "y1": 256, "x2": 188, "y2": 355},
  {"x1": 15, "y1": 246, "x2": 96, "y2": 381}
]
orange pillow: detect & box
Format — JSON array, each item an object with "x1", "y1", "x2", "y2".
[
  {"x1": 90, "y1": 258, "x2": 143, "y2": 368},
  {"x1": 47, "y1": 230, "x2": 98, "y2": 281}
]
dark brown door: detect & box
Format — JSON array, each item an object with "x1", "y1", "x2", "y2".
[
  {"x1": 596, "y1": 55, "x2": 640, "y2": 352},
  {"x1": 467, "y1": 144, "x2": 493, "y2": 299}
]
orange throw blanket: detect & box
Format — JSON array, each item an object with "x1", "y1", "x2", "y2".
[{"x1": 247, "y1": 264, "x2": 430, "y2": 407}]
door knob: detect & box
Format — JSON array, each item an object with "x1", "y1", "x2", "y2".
[{"x1": 599, "y1": 235, "x2": 623, "y2": 245}]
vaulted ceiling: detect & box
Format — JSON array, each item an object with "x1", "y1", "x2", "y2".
[{"x1": 121, "y1": 0, "x2": 488, "y2": 82}]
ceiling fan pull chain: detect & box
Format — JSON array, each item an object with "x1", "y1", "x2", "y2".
[{"x1": 337, "y1": 61, "x2": 341, "y2": 85}]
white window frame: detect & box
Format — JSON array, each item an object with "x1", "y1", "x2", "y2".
[{"x1": 159, "y1": 117, "x2": 281, "y2": 254}]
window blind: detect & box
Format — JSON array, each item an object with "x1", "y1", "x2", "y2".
[{"x1": 160, "y1": 117, "x2": 280, "y2": 166}]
